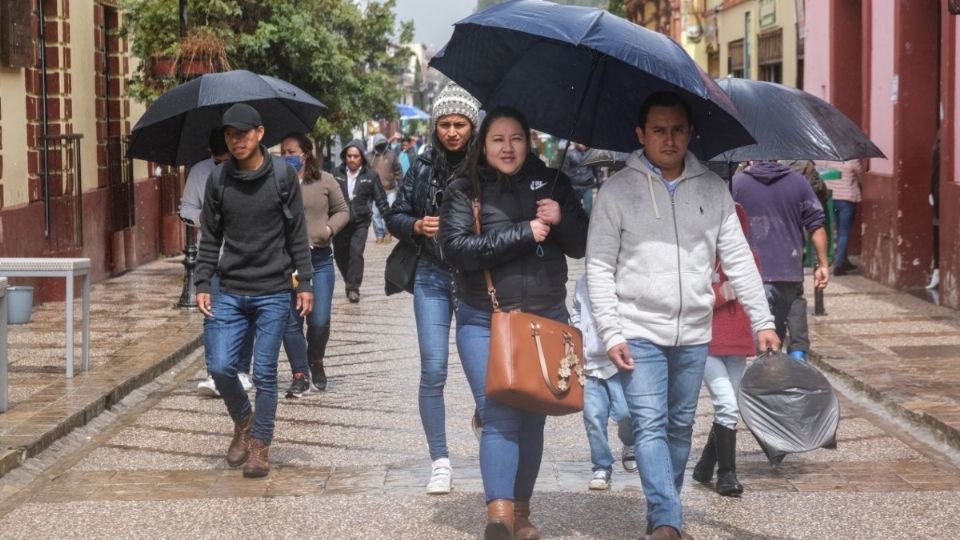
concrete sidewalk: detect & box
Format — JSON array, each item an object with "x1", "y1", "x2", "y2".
[
  {"x1": 0, "y1": 258, "x2": 203, "y2": 476},
  {"x1": 3, "y1": 253, "x2": 960, "y2": 484}
]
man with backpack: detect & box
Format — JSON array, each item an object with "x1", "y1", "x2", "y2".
[{"x1": 194, "y1": 103, "x2": 314, "y2": 479}]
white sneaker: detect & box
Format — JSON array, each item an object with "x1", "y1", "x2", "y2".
[
  {"x1": 197, "y1": 377, "x2": 219, "y2": 398},
  {"x1": 426, "y1": 458, "x2": 453, "y2": 494},
  {"x1": 239, "y1": 372, "x2": 253, "y2": 392},
  {"x1": 588, "y1": 469, "x2": 611, "y2": 490}
]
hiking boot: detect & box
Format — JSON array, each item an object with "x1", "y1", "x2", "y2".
[
  {"x1": 226, "y1": 414, "x2": 253, "y2": 467},
  {"x1": 285, "y1": 372, "x2": 312, "y2": 398},
  {"x1": 647, "y1": 525, "x2": 681, "y2": 540},
  {"x1": 197, "y1": 377, "x2": 219, "y2": 398},
  {"x1": 621, "y1": 444, "x2": 638, "y2": 472},
  {"x1": 485, "y1": 499, "x2": 514, "y2": 540},
  {"x1": 243, "y1": 438, "x2": 270, "y2": 478},
  {"x1": 514, "y1": 500, "x2": 540, "y2": 540},
  {"x1": 426, "y1": 457, "x2": 453, "y2": 494},
  {"x1": 310, "y1": 361, "x2": 328, "y2": 391},
  {"x1": 588, "y1": 469, "x2": 611, "y2": 490}
]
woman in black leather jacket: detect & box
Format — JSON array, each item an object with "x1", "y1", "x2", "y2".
[
  {"x1": 439, "y1": 107, "x2": 588, "y2": 539},
  {"x1": 385, "y1": 83, "x2": 480, "y2": 495}
]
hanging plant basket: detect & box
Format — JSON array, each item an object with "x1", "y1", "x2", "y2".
[
  {"x1": 176, "y1": 30, "x2": 231, "y2": 78},
  {"x1": 149, "y1": 56, "x2": 177, "y2": 79}
]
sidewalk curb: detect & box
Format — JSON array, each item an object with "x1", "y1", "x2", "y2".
[
  {"x1": 0, "y1": 327, "x2": 203, "y2": 480},
  {"x1": 810, "y1": 352, "x2": 960, "y2": 451}
]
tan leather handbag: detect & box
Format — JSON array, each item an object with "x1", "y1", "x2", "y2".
[{"x1": 472, "y1": 200, "x2": 585, "y2": 416}]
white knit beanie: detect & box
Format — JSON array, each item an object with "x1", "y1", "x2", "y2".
[{"x1": 431, "y1": 82, "x2": 481, "y2": 127}]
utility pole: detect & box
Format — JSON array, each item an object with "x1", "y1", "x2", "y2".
[{"x1": 176, "y1": 0, "x2": 198, "y2": 309}]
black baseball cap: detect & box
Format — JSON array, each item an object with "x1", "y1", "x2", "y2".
[{"x1": 222, "y1": 103, "x2": 262, "y2": 131}]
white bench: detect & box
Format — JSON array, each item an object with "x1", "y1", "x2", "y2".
[
  {"x1": 1, "y1": 278, "x2": 8, "y2": 412},
  {"x1": 0, "y1": 258, "x2": 91, "y2": 379}
]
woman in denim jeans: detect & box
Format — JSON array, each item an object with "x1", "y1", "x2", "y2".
[
  {"x1": 386, "y1": 83, "x2": 481, "y2": 495},
  {"x1": 280, "y1": 133, "x2": 350, "y2": 396},
  {"x1": 439, "y1": 107, "x2": 588, "y2": 540}
]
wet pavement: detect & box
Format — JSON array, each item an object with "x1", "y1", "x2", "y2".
[{"x1": 1, "y1": 243, "x2": 960, "y2": 538}]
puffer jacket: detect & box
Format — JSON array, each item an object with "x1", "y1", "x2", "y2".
[
  {"x1": 386, "y1": 146, "x2": 456, "y2": 265},
  {"x1": 439, "y1": 154, "x2": 588, "y2": 313}
]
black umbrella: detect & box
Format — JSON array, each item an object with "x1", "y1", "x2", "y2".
[
  {"x1": 127, "y1": 70, "x2": 325, "y2": 165},
  {"x1": 429, "y1": 0, "x2": 753, "y2": 159},
  {"x1": 738, "y1": 352, "x2": 840, "y2": 465},
  {"x1": 711, "y1": 78, "x2": 885, "y2": 162}
]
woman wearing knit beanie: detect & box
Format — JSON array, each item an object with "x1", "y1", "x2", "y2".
[{"x1": 386, "y1": 83, "x2": 481, "y2": 495}]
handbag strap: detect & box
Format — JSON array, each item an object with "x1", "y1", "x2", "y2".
[{"x1": 472, "y1": 199, "x2": 501, "y2": 312}]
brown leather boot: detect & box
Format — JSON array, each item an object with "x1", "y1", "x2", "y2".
[
  {"x1": 484, "y1": 499, "x2": 515, "y2": 540},
  {"x1": 243, "y1": 438, "x2": 270, "y2": 478},
  {"x1": 647, "y1": 525, "x2": 681, "y2": 540},
  {"x1": 226, "y1": 414, "x2": 253, "y2": 467},
  {"x1": 513, "y1": 501, "x2": 540, "y2": 540}
]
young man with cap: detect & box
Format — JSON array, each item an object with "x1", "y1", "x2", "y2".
[{"x1": 195, "y1": 103, "x2": 314, "y2": 478}]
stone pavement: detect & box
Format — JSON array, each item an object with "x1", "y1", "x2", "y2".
[{"x1": 0, "y1": 243, "x2": 960, "y2": 538}]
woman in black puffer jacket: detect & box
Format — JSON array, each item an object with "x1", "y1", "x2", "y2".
[
  {"x1": 385, "y1": 83, "x2": 480, "y2": 495},
  {"x1": 439, "y1": 106, "x2": 588, "y2": 540}
]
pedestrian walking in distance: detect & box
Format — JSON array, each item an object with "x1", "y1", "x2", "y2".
[
  {"x1": 194, "y1": 103, "x2": 314, "y2": 479},
  {"x1": 279, "y1": 132, "x2": 349, "y2": 396},
  {"x1": 368, "y1": 133, "x2": 403, "y2": 243},
  {"x1": 440, "y1": 106, "x2": 589, "y2": 540},
  {"x1": 333, "y1": 139, "x2": 389, "y2": 303},
  {"x1": 587, "y1": 92, "x2": 778, "y2": 540},
  {"x1": 386, "y1": 82, "x2": 481, "y2": 495}
]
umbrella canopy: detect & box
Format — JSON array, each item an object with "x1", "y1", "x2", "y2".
[
  {"x1": 128, "y1": 70, "x2": 326, "y2": 165},
  {"x1": 429, "y1": 0, "x2": 753, "y2": 158},
  {"x1": 712, "y1": 78, "x2": 885, "y2": 162},
  {"x1": 396, "y1": 103, "x2": 430, "y2": 121},
  {"x1": 738, "y1": 352, "x2": 840, "y2": 465}
]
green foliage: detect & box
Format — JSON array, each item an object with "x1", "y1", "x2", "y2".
[{"x1": 122, "y1": 0, "x2": 414, "y2": 145}]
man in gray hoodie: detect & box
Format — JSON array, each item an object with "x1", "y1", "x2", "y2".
[{"x1": 586, "y1": 92, "x2": 779, "y2": 540}]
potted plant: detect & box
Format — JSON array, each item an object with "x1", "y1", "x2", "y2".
[{"x1": 176, "y1": 30, "x2": 231, "y2": 77}]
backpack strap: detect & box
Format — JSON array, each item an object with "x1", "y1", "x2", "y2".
[{"x1": 272, "y1": 155, "x2": 295, "y2": 223}]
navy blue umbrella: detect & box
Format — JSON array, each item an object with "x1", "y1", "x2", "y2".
[
  {"x1": 429, "y1": 0, "x2": 753, "y2": 158},
  {"x1": 711, "y1": 77, "x2": 886, "y2": 162},
  {"x1": 128, "y1": 70, "x2": 325, "y2": 165}
]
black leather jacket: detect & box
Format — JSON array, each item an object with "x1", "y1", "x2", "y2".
[
  {"x1": 439, "y1": 155, "x2": 588, "y2": 313},
  {"x1": 333, "y1": 164, "x2": 389, "y2": 225},
  {"x1": 386, "y1": 146, "x2": 453, "y2": 266}
]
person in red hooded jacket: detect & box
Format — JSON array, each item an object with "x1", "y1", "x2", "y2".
[{"x1": 691, "y1": 204, "x2": 757, "y2": 498}]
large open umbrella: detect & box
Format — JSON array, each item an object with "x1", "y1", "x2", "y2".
[
  {"x1": 429, "y1": 0, "x2": 753, "y2": 159},
  {"x1": 711, "y1": 78, "x2": 885, "y2": 163},
  {"x1": 127, "y1": 70, "x2": 325, "y2": 165}
]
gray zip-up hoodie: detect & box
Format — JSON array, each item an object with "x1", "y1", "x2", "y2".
[{"x1": 586, "y1": 150, "x2": 774, "y2": 351}]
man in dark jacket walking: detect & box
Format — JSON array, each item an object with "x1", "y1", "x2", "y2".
[
  {"x1": 195, "y1": 104, "x2": 314, "y2": 479},
  {"x1": 732, "y1": 161, "x2": 830, "y2": 358},
  {"x1": 334, "y1": 139, "x2": 389, "y2": 302}
]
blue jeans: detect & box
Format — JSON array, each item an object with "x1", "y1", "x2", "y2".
[
  {"x1": 307, "y1": 247, "x2": 335, "y2": 363},
  {"x1": 282, "y1": 291, "x2": 309, "y2": 376},
  {"x1": 577, "y1": 187, "x2": 594, "y2": 216},
  {"x1": 372, "y1": 190, "x2": 397, "y2": 239},
  {"x1": 456, "y1": 301, "x2": 568, "y2": 502},
  {"x1": 205, "y1": 290, "x2": 289, "y2": 444},
  {"x1": 205, "y1": 274, "x2": 252, "y2": 374},
  {"x1": 833, "y1": 200, "x2": 857, "y2": 267},
  {"x1": 413, "y1": 259, "x2": 455, "y2": 461},
  {"x1": 583, "y1": 373, "x2": 634, "y2": 473},
  {"x1": 622, "y1": 339, "x2": 708, "y2": 533}
]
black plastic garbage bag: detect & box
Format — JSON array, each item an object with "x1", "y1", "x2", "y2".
[{"x1": 737, "y1": 352, "x2": 840, "y2": 466}]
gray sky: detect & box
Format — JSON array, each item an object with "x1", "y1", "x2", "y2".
[{"x1": 393, "y1": 0, "x2": 476, "y2": 50}]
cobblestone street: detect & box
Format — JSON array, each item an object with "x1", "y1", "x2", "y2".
[{"x1": 2, "y1": 240, "x2": 960, "y2": 538}]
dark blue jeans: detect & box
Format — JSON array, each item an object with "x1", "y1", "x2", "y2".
[
  {"x1": 205, "y1": 274, "x2": 252, "y2": 374},
  {"x1": 283, "y1": 247, "x2": 336, "y2": 374},
  {"x1": 833, "y1": 200, "x2": 857, "y2": 267},
  {"x1": 205, "y1": 290, "x2": 289, "y2": 444},
  {"x1": 456, "y1": 300, "x2": 568, "y2": 502},
  {"x1": 413, "y1": 259, "x2": 454, "y2": 461}
]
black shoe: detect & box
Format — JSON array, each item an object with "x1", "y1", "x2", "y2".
[
  {"x1": 310, "y1": 362, "x2": 327, "y2": 391},
  {"x1": 714, "y1": 423, "x2": 744, "y2": 497},
  {"x1": 285, "y1": 372, "x2": 312, "y2": 398},
  {"x1": 347, "y1": 290, "x2": 360, "y2": 303},
  {"x1": 833, "y1": 265, "x2": 847, "y2": 276},
  {"x1": 692, "y1": 425, "x2": 717, "y2": 483}
]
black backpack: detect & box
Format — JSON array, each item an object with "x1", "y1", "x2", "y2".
[{"x1": 207, "y1": 156, "x2": 296, "y2": 231}]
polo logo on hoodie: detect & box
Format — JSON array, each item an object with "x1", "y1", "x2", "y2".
[{"x1": 530, "y1": 180, "x2": 547, "y2": 191}]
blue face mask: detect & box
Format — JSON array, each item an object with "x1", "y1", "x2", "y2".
[{"x1": 284, "y1": 155, "x2": 303, "y2": 171}]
